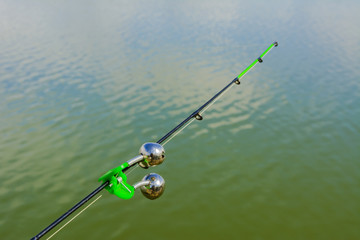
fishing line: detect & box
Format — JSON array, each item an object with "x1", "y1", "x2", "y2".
[
  {"x1": 44, "y1": 165, "x2": 141, "y2": 239},
  {"x1": 31, "y1": 41, "x2": 278, "y2": 240},
  {"x1": 125, "y1": 163, "x2": 139, "y2": 175},
  {"x1": 162, "y1": 80, "x2": 236, "y2": 146},
  {"x1": 259, "y1": 45, "x2": 275, "y2": 59},
  {"x1": 162, "y1": 118, "x2": 196, "y2": 146},
  {"x1": 46, "y1": 195, "x2": 102, "y2": 240},
  {"x1": 198, "y1": 81, "x2": 236, "y2": 115}
]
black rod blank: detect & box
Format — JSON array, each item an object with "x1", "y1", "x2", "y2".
[
  {"x1": 31, "y1": 182, "x2": 109, "y2": 239},
  {"x1": 156, "y1": 78, "x2": 239, "y2": 144}
]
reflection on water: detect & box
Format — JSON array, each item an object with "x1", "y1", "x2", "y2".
[{"x1": 0, "y1": 0, "x2": 359, "y2": 239}]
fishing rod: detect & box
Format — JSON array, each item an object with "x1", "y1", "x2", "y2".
[{"x1": 31, "y1": 41, "x2": 278, "y2": 239}]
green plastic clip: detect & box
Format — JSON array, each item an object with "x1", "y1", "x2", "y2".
[{"x1": 98, "y1": 162, "x2": 135, "y2": 199}]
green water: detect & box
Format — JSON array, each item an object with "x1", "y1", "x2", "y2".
[{"x1": 1, "y1": 0, "x2": 359, "y2": 239}]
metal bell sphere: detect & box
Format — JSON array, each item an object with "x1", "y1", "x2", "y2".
[
  {"x1": 140, "y1": 173, "x2": 165, "y2": 200},
  {"x1": 139, "y1": 142, "x2": 165, "y2": 168}
]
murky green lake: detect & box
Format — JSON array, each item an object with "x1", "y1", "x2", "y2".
[{"x1": 1, "y1": 0, "x2": 359, "y2": 239}]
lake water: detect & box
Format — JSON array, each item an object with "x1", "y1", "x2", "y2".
[{"x1": 1, "y1": 0, "x2": 359, "y2": 239}]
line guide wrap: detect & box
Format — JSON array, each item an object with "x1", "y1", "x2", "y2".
[{"x1": 31, "y1": 41, "x2": 278, "y2": 239}]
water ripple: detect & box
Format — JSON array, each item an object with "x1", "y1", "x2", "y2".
[{"x1": 1, "y1": 0, "x2": 360, "y2": 239}]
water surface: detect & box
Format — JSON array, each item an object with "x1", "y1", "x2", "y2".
[{"x1": 0, "y1": 0, "x2": 359, "y2": 239}]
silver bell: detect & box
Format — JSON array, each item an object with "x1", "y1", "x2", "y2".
[
  {"x1": 140, "y1": 173, "x2": 165, "y2": 200},
  {"x1": 139, "y1": 142, "x2": 165, "y2": 168}
]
